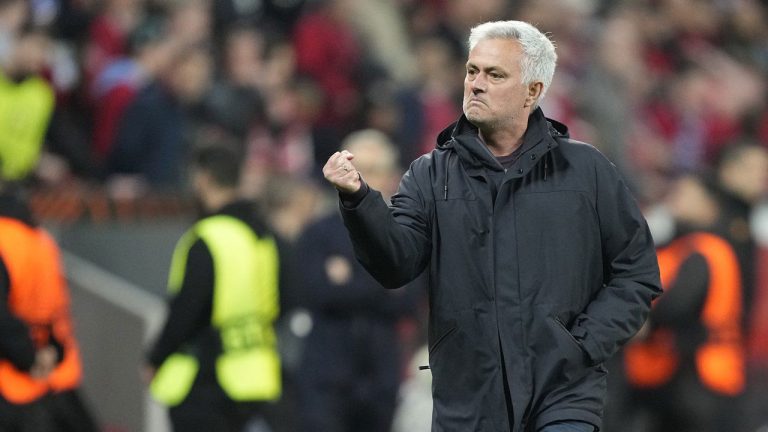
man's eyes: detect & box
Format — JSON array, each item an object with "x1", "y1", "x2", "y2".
[{"x1": 466, "y1": 70, "x2": 504, "y2": 79}]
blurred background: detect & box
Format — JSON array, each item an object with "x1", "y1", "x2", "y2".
[{"x1": 1, "y1": 0, "x2": 768, "y2": 431}]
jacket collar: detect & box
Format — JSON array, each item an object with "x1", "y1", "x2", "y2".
[{"x1": 437, "y1": 108, "x2": 568, "y2": 177}]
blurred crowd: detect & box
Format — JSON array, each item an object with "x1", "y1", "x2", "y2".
[
  {"x1": 2, "y1": 0, "x2": 761, "y2": 204},
  {"x1": 2, "y1": 0, "x2": 768, "y2": 431}
]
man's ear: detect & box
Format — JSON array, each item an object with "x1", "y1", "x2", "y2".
[{"x1": 525, "y1": 82, "x2": 543, "y2": 108}]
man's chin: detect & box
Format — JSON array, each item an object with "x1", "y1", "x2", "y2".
[{"x1": 464, "y1": 112, "x2": 487, "y2": 127}]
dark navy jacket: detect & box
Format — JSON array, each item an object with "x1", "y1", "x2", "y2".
[
  {"x1": 340, "y1": 108, "x2": 662, "y2": 431},
  {"x1": 297, "y1": 212, "x2": 419, "y2": 388}
]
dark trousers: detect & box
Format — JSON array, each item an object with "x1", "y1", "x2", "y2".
[
  {"x1": 169, "y1": 381, "x2": 264, "y2": 432},
  {"x1": 0, "y1": 390, "x2": 98, "y2": 432},
  {"x1": 298, "y1": 381, "x2": 397, "y2": 432},
  {"x1": 297, "y1": 318, "x2": 402, "y2": 432}
]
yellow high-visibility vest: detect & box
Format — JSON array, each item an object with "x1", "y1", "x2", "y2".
[
  {"x1": 151, "y1": 214, "x2": 281, "y2": 406},
  {"x1": 0, "y1": 70, "x2": 54, "y2": 180}
]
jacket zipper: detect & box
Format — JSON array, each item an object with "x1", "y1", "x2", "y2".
[{"x1": 444, "y1": 150, "x2": 452, "y2": 200}]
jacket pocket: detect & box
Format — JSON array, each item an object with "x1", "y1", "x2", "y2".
[
  {"x1": 551, "y1": 317, "x2": 583, "y2": 352},
  {"x1": 429, "y1": 325, "x2": 457, "y2": 355},
  {"x1": 549, "y1": 316, "x2": 590, "y2": 378}
]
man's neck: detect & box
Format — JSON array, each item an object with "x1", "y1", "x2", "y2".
[
  {"x1": 204, "y1": 190, "x2": 238, "y2": 214},
  {"x1": 479, "y1": 122, "x2": 528, "y2": 157}
]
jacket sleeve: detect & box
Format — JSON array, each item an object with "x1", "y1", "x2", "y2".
[
  {"x1": 339, "y1": 165, "x2": 432, "y2": 289},
  {"x1": 650, "y1": 253, "x2": 707, "y2": 327},
  {"x1": 147, "y1": 239, "x2": 214, "y2": 367},
  {"x1": 570, "y1": 155, "x2": 663, "y2": 365}
]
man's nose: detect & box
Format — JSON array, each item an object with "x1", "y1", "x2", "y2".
[{"x1": 471, "y1": 75, "x2": 486, "y2": 94}]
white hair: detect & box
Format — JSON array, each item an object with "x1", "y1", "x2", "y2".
[{"x1": 468, "y1": 20, "x2": 557, "y2": 102}]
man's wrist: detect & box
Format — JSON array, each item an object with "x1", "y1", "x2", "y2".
[{"x1": 339, "y1": 180, "x2": 369, "y2": 208}]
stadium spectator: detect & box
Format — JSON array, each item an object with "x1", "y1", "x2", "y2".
[
  {"x1": 83, "y1": 0, "x2": 144, "y2": 94},
  {"x1": 90, "y1": 15, "x2": 178, "y2": 165},
  {"x1": 293, "y1": 0, "x2": 363, "y2": 131},
  {"x1": 106, "y1": 43, "x2": 213, "y2": 189}
]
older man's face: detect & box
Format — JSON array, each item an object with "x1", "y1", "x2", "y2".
[{"x1": 463, "y1": 38, "x2": 532, "y2": 132}]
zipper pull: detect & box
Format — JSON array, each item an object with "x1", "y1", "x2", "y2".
[{"x1": 418, "y1": 365, "x2": 431, "y2": 370}]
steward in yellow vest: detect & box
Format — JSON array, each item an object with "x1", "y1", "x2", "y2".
[{"x1": 145, "y1": 145, "x2": 281, "y2": 432}]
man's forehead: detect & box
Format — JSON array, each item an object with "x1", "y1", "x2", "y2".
[{"x1": 467, "y1": 38, "x2": 522, "y2": 63}]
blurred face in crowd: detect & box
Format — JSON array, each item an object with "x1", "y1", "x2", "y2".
[
  {"x1": 225, "y1": 29, "x2": 265, "y2": 87},
  {"x1": 416, "y1": 37, "x2": 460, "y2": 91},
  {"x1": 353, "y1": 148, "x2": 398, "y2": 198},
  {"x1": 720, "y1": 146, "x2": 768, "y2": 204},
  {"x1": 138, "y1": 37, "x2": 181, "y2": 77},
  {"x1": 665, "y1": 175, "x2": 718, "y2": 229},
  {"x1": 169, "y1": 0, "x2": 211, "y2": 46},
  {"x1": 9, "y1": 31, "x2": 51, "y2": 77},
  {"x1": 0, "y1": 0, "x2": 27, "y2": 35},
  {"x1": 343, "y1": 134, "x2": 400, "y2": 200},
  {"x1": 169, "y1": 48, "x2": 212, "y2": 104},
  {"x1": 463, "y1": 38, "x2": 539, "y2": 135}
]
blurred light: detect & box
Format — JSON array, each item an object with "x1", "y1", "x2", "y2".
[
  {"x1": 645, "y1": 204, "x2": 675, "y2": 246},
  {"x1": 289, "y1": 309, "x2": 313, "y2": 338}
]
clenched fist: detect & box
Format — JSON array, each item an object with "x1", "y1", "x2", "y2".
[{"x1": 323, "y1": 150, "x2": 362, "y2": 194}]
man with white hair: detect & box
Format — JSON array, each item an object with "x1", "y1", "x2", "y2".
[{"x1": 324, "y1": 21, "x2": 661, "y2": 431}]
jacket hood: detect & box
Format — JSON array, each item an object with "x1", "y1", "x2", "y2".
[{"x1": 436, "y1": 108, "x2": 569, "y2": 171}]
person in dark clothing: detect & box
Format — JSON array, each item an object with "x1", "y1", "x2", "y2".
[
  {"x1": 296, "y1": 130, "x2": 421, "y2": 432},
  {"x1": 107, "y1": 44, "x2": 213, "y2": 188},
  {"x1": 712, "y1": 144, "x2": 768, "y2": 329},
  {"x1": 144, "y1": 144, "x2": 283, "y2": 432},
  {"x1": 0, "y1": 186, "x2": 98, "y2": 432},
  {"x1": 623, "y1": 174, "x2": 744, "y2": 432},
  {"x1": 711, "y1": 143, "x2": 768, "y2": 432},
  {"x1": 323, "y1": 20, "x2": 661, "y2": 432}
]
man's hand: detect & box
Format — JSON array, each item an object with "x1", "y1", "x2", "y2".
[
  {"x1": 29, "y1": 345, "x2": 57, "y2": 380},
  {"x1": 323, "y1": 150, "x2": 361, "y2": 194}
]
